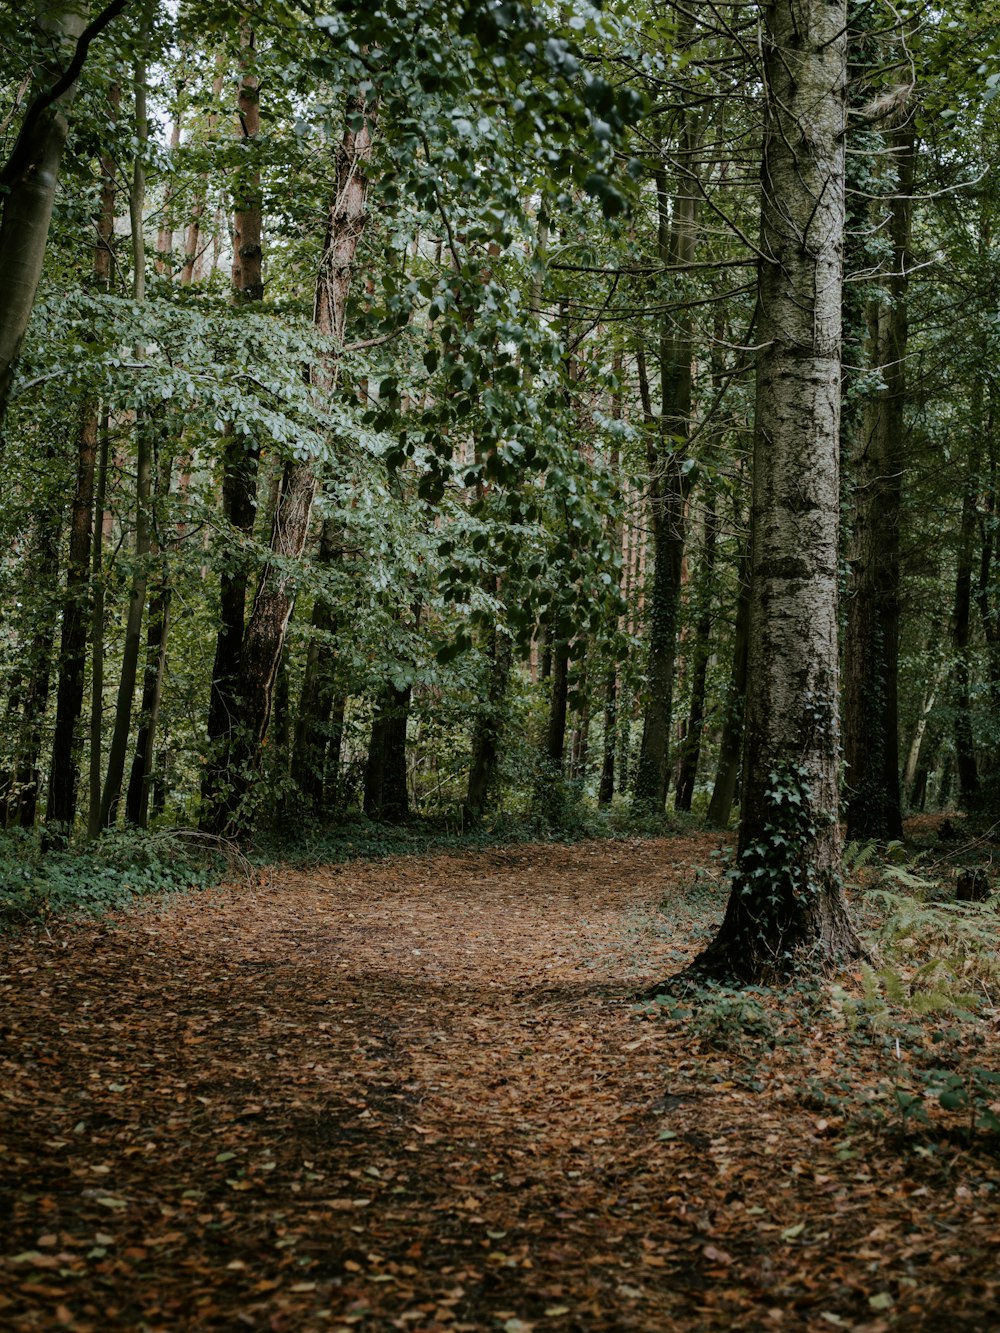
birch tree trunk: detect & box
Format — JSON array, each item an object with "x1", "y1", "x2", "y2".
[{"x1": 688, "y1": 0, "x2": 862, "y2": 982}]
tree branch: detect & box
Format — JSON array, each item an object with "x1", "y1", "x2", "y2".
[{"x1": 1, "y1": 0, "x2": 133, "y2": 190}]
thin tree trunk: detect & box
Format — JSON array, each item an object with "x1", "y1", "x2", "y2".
[
  {"x1": 87, "y1": 413, "x2": 110, "y2": 839},
  {"x1": 952, "y1": 480, "x2": 982, "y2": 807},
  {"x1": 465, "y1": 621, "x2": 513, "y2": 820},
  {"x1": 14, "y1": 463, "x2": 62, "y2": 827},
  {"x1": 0, "y1": 2, "x2": 88, "y2": 427},
  {"x1": 706, "y1": 546, "x2": 750, "y2": 829},
  {"x1": 546, "y1": 640, "x2": 570, "y2": 772},
  {"x1": 124, "y1": 582, "x2": 169, "y2": 827},
  {"x1": 98, "y1": 21, "x2": 153, "y2": 829},
  {"x1": 842, "y1": 124, "x2": 914, "y2": 842},
  {"x1": 633, "y1": 128, "x2": 699, "y2": 813},
  {"x1": 46, "y1": 90, "x2": 117, "y2": 840},
  {"x1": 675, "y1": 494, "x2": 718, "y2": 812}
]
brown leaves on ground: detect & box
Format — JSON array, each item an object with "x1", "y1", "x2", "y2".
[{"x1": 1, "y1": 833, "x2": 999, "y2": 1330}]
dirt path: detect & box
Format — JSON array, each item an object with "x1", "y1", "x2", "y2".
[{"x1": 2, "y1": 835, "x2": 998, "y2": 1331}]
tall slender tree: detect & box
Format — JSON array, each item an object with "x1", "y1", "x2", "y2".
[{"x1": 684, "y1": 0, "x2": 863, "y2": 982}]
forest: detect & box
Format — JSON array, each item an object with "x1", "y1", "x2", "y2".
[
  {"x1": 4, "y1": 1, "x2": 1000, "y2": 1329},
  {"x1": 3, "y1": 0, "x2": 995, "y2": 876}
]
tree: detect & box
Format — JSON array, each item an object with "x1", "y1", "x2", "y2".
[
  {"x1": 0, "y1": 0, "x2": 129, "y2": 429},
  {"x1": 685, "y1": 0, "x2": 863, "y2": 982}
]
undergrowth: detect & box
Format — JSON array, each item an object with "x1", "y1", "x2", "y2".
[
  {"x1": 0, "y1": 828, "x2": 225, "y2": 929},
  {"x1": 646, "y1": 833, "x2": 1000, "y2": 1146},
  {"x1": 258, "y1": 802, "x2": 700, "y2": 868}
]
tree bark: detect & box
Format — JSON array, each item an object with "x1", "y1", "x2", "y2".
[
  {"x1": 12, "y1": 462, "x2": 62, "y2": 827},
  {"x1": 546, "y1": 640, "x2": 570, "y2": 772},
  {"x1": 364, "y1": 683, "x2": 412, "y2": 823},
  {"x1": 86, "y1": 411, "x2": 110, "y2": 838},
  {"x1": 706, "y1": 546, "x2": 750, "y2": 829},
  {"x1": 0, "y1": 2, "x2": 88, "y2": 427},
  {"x1": 292, "y1": 518, "x2": 344, "y2": 806},
  {"x1": 952, "y1": 479, "x2": 982, "y2": 807},
  {"x1": 675, "y1": 493, "x2": 718, "y2": 812},
  {"x1": 687, "y1": 0, "x2": 862, "y2": 983},
  {"x1": 201, "y1": 26, "x2": 264, "y2": 833},
  {"x1": 46, "y1": 87, "x2": 117, "y2": 839},
  {"x1": 98, "y1": 21, "x2": 153, "y2": 829},
  {"x1": 465, "y1": 619, "x2": 513, "y2": 820},
  {"x1": 842, "y1": 124, "x2": 914, "y2": 842},
  {"x1": 632, "y1": 143, "x2": 698, "y2": 813},
  {"x1": 212, "y1": 93, "x2": 375, "y2": 838}
]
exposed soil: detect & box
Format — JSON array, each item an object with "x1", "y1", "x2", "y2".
[{"x1": 2, "y1": 833, "x2": 999, "y2": 1331}]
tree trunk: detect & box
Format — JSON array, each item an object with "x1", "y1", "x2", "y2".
[
  {"x1": 0, "y1": 3, "x2": 88, "y2": 427},
  {"x1": 546, "y1": 640, "x2": 570, "y2": 772},
  {"x1": 13, "y1": 469, "x2": 62, "y2": 828},
  {"x1": 842, "y1": 124, "x2": 914, "y2": 842},
  {"x1": 293, "y1": 518, "x2": 343, "y2": 806},
  {"x1": 597, "y1": 668, "x2": 617, "y2": 807},
  {"x1": 125, "y1": 565, "x2": 170, "y2": 828},
  {"x1": 465, "y1": 621, "x2": 513, "y2": 820},
  {"x1": 364, "y1": 684, "x2": 411, "y2": 823},
  {"x1": 45, "y1": 92, "x2": 117, "y2": 840},
  {"x1": 87, "y1": 412, "x2": 111, "y2": 839},
  {"x1": 201, "y1": 28, "x2": 264, "y2": 833},
  {"x1": 211, "y1": 93, "x2": 375, "y2": 839},
  {"x1": 706, "y1": 546, "x2": 750, "y2": 829},
  {"x1": 98, "y1": 27, "x2": 153, "y2": 829},
  {"x1": 675, "y1": 494, "x2": 718, "y2": 812},
  {"x1": 632, "y1": 143, "x2": 698, "y2": 813},
  {"x1": 687, "y1": 0, "x2": 862, "y2": 983},
  {"x1": 952, "y1": 480, "x2": 982, "y2": 807},
  {"x1": 910, "y1": 722, "x2": 941, "y2": 811}
]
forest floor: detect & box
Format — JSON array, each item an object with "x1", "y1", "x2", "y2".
[{"x1": 2, "y1": 827, "x2": 1000, "y2": 1331}]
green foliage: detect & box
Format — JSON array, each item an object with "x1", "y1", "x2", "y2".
[
  {"x1": 686, "y1": 986, "x2": 775, "y2": 1053},
  {"x1": 0, "y1": 828, "x2": 223, "y2": 928}
]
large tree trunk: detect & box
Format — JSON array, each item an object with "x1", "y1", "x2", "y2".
[
  {"x1": 364, "y1": 684, "x2": 412, "y2": 823},
  {"x1": 842, "y1": 124, "x2": 914, "y2": 842},
  {"x1": 687, "y1": 0, "x2": 862, "y2": 983}
]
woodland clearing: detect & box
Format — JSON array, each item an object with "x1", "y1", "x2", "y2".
[{"x1": 1, "y1": 829, "x2": 999, "y2": 1331}]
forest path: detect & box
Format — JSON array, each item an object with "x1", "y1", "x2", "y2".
[{"x1": 2, "y1": 834, "x2": 997, "y2": 1331}]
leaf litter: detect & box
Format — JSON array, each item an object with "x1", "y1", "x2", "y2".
[{"x1": 1, "y1": 832, "x2": 999, "y2": 1330}]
